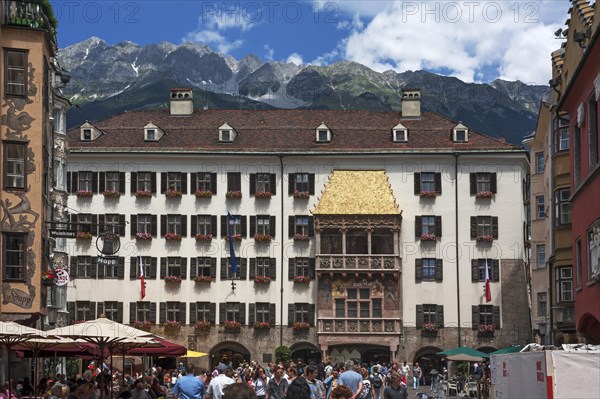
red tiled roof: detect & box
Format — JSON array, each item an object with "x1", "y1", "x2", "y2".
[{"x1": 66, "y1": 109, "x2": 521, "y2": 153}]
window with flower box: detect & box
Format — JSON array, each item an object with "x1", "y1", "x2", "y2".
[
  {"x1": 250, "y1": 258, "x2": 276, "y2": 281},
  {"x1": 220, "y1": 215, "x2": 246, "y2": 238},
  {"x1": 414, "y1": 172, "x2": 441, "y2": 196},
  {"x1": 288, "y1": 258, "x2": 316, "y2": 281},
  {"x1": 190, "y1": 257, "x2": 216, "y2": 280},
  {"x1": 250, "y1": 173, "x2": 276, "y2": 197},
  {"x1": 67, "y1": 171, "x2": 98, "y2": 195},
  {"x1": 131, "y1": 214, "x2": 157, "y2": 239},
  {"x1": 129, "y1": 302, "x2": 156, "y2": 324},
  {"x1": 190, "y1": 172, "x2": 217, "y2": 195},
  {"x1": 288, "y1": 215, "x2": 314, "y2": 239},
  {"x1": 220, "y1": 258, "x2": 247, "y2": 280},
  {"x1": 554, "y1": 189, "x2": 571, "y2": 226},
  {"x1": 161, "y1": 172, "x2": 186, "y2": 194},
  {"x1": 3, "y1": 141, "x2": 27, "y2": 189},
  {"x1": 416, "y1": 304, "x2": 444, "y2": 332},
  {"x1": 70, "y1": 213, "x2": 97, "y2": 236},
  {"x1": 98, "y1": 257, "x2": 124, "y2": 280},
  {"x1": 470, "y1": 259, "x2": 500, "y2": 282},
  {"x1": 469, "y1": 173, "x2": 497, "y2": 197},
  {"x1": 66, "y1": 301, "x2": 96, "y2": 323},
  {"x1": 2, "y1": 232, "x2": 26, "y2": 280},
  {"x1": 72, "y1": 256, "x2": 97, "y2": 279},
  {"x1": 99, "y1": 171, "x2": 125, "y2": 195},
  {"x1": 130, "y1": 172, "x2": 156, "y2": 194},
  {"x1": 161, "y1": 214, "x2": 187, "y2": 238},
  {"x1": 160, "y1": 257, "x2": 187, "y2": 280},
  {"x1": 415, "y1": 216, "x2": 442, "y2": 240},
  {"x1": 129, "y1": 257, "x2": 157, "y2": 279},
  {"x1": 97, "y1": 302, "x2": 123, "y2": 323},
  {"x1": 249, "y1": 303, "x2": 275, "y2": 326},
  {"x1": 415, "y1": 258, "x2": 443, "y2": 282},
  {"x1": 160, "y1": 302, "x2": 186, "y2": 323},
  {"x1": 251, "y1": 215, "x2": 276, "y2": 239},
  {"x1": 288, "y1": 173, "x2": 315, "y2": 197},
  {"x1": 226, "y1": 172, "x2": 242, "y2": 194},
  {"x1": 470, "y1": 216, "x2": 498, "y2": 241},
  {"x1": 98, "y1": 214, "x2": 125, "y2": 236},
  {"x1": 189, "y1": 302, "x2": 216, "y2": 324},
  {"x1": 190, "y1": 215, "x2": 217, "y2": 238},
  {"x1": 288, "y1": 303, "x2": 315, "y2": 325},
  {"x1": 472, "y1": 304, "x2": 500, "y2": 331},
  {"x1": 220, "y1": 302, "x2": 245, "y2": 325}
]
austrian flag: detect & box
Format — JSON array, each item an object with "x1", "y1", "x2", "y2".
[
  {"x1": 485, "y1": 259, "x2": 491, "y2": 303},
  {"x1": 140, "y1": 256, "x2": 146, "y2": 300}
]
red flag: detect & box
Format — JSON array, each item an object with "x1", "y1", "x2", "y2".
[
  {"x1": 140, "y1": 256, "x2": 146, "y2": 300},
  {"x1": 485, "y1": 259, "x2": 491, "y2": 303}
]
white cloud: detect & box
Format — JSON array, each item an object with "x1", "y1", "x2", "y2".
[
  {"x1": 264, "y1": 45, "x2": 274, "y2": 61},
  {"x1": 183, "y1": 11, "x2": 255, "y2": 54},
  {"x1": 286, "y1": 52, "x2": 304, "y2": 65},
  {"x1": 184, "y1": 30, "x2": 243, "y2": 54}
]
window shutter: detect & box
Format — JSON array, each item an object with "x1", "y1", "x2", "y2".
[
  {"x1": 220, "y1": 215, "x2": 227, "y2": 238},
  {"x1": 415, "y1": 259, "x2": 423, "y2": 283},
  {"x1": 470, "y1": 216, "x2": 477, "y2": 239},
  {"x1": 161, "y1": 172, "x2": 166, "y2": 193},
  {"x1": 189, "y1": 303, "x2": 197, "y2": 324},
  {"x1": 180, "y1": 258, "x2": 187, "y2": 279},
  {"x1": 131, "y1": 215, "x2": 138, "y2": 236},
  {"x1": 308, "y1": 216, "x2": 315, "y2": 237},
  {"x1": 179, "y1": 302, "x2": 186, "y2": 323},
  {"x1": 117, "y1": 258, "x2": 125, "y2": 280},
  {"x1": 150, "y1": 303, "x2": 157, "y2": 323},
  {"x1": 270, "y1": 174, "x2": 277, "y2": 195},
  {"x1": 190, "y1": 258, "x2": 197, "y2": 279},
  {"x1": 249, "y1": 304, "x2": 256, "y2": 326},
  {"x1": 161, "y1": 215, "x2": 167, "y2": 237},
  {"x1": 470, "y1": 173, "x2": 477, "y2": 195},
  {"x1": 99, "y1": 172, "x2": 106, "y2": 193},
  {"x1": 239, "y1": 303, "x2": 246, "y2": 325},
  {"x1": 67, "y1": 302, "x2": 75, "y2": 323},
  {"x1": 288, "y1": 173, "x2": 295, "y2": 195},
  {"x1": 416, "y1": 305, "x2": 424, "y2": 328},
  {"x1": 288, "y1": 304, "x2": 296, "y2": 325},
  {"x1": 288, "y1": 258, "x2": 295, "y2": 281},
  {"x1": 241, "y1": 216, "x2": 247, "y2": 238},
  {"x1": 490, "y1": 173, "x2": 497, "y2": 193},
  {"x1": 472, "y1": 305, "x2": 480, "y2": 329},
  {"x1": 159, "y1": 303, "x2": 166, "y2": 323},
  {"x1": 221, "y1": 259, "x2": 227, "y2": 280},
  {"x1": 270, "y1": 216, "x2": 276, "y2": 237},
  {"x1": 130, "y1": 172, "x2": 137, "y2": 194},
  {"x1": 437, "y1": 305, "x2": 444, "y2": 328},
  {"x1": 116, "y1": 303, "x2": 124, "y2": 323},
  {"x1": 181, "y1": 215, "x2": 187, "y2": 237},
  {"x1": 92, "y1": 172, "x2": 99, "y2": 193},
  {"x1": 435, "y1": 259, "x2": 443, "y2": 282},
  {"x1": 210, "y1": 258, "x2": 217, "y2": 278},
  {"x1": 190, "y1": 215, "x2": 197, "y2": 236},
  {"x1": 151, "y1": 215, "x2": 157, "y2": 237},
  {"x1": 434, "y1": 173, "x2": 442, "y2": 194},
  {"x1": 308, "y1": 304, "x2": 316, "y2": 326},
  {"x1": 211, "y1": 173, "x2": 217, "y2": 194},
  {"x1": 190, "y1": 173, "x2": 197, "y2": 193},
  {"x1": 493, "y1": 306, "x2": 501, "y2": 329},
  {"x1": 492, "y1": 217, "x2": 499, "y2": 239},
  {"x1": 471, "y1": 259, "x2": 479, "y2": 282},
  {"x1": 309, "y1": 258, "x2": 316, "y2": 279},
  {"x1": 151, "y1": 258, "x2": 158, "y2": 279},
  {"x1": 119, "y1": 215, "x2": 126, "y2": 236},
  {"x1": 160, "y1": 258, "x2": 166, "y2": 279},
  {"x1": 415, "y1": 216, "x2": 422, "y2": 237},
  {"x1": 70, "y1": 256, "x2": 78, "y2": 279},
  {"x1": 71, "y1": 172, "x2": 79, "y2": 193},
  {"x1": 91, "y1": 259, "x2": 98, "y2": 278},
  {"x1": 414, "y1": 173, "x2": 421, "y2": 194},
  {"x1": 151, "y1": 172, "x2": 157, "y2": 193},
  {"x1": 209, "y1": 303, "x2": 216, "y2": 324},
  {"x1": 493, "y1": 260, "x2": 500, "y2": 282},
  {"x1": 289, "y1": 216, "x2": 295, "y2": 238},
  {"x1": 211, "y1": 216, "x2": 217, "y2": 236},
  {"x1": 269, "y1": 258, "x2": 276, "y2": 279},
  {"x1": 130, "y1": 257, "x2": 137, "y2": 279},
  {"x1": 129, "y1": 302, "x2": 137, "y2": 323},
  {"x1": 249, "y1": 259, "x2": 256, "y2": 280},
  {"x1": 221, "y1": 303, "x2": 228, "y2": 325},
  {"x1": 119, "y1": 172, "x2": 125, "y2": 194},
  {"x1": 269, "y1": 304, "x2": 276, "y2": 326},
  {"x1": 435, "y1": 216, "x2": 442, "y2": 237},
  {"x1": 67, "y1": 172, "x2": 72, "y2": 194},
  {"x1": 249, "y1": 174, "x2": 256, "y2": 195},
  {"x1": 250, "y1": 216, "x2": 256, "y2": 237},
  {"x1": 309, "y1": 173, "x2": 315, "y2": 195},
  {"x1": 91, "y1": 215, "x2": 98, "y2": 235},
  {"x1": 240, "y1": 258, "x2": 247, "y2": 280},
  {"x1": 181, "y1": 173, "x2": 188, "y2": 195}
]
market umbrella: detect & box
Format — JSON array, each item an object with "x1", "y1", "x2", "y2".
[
  {"x1": 489, "y1": 345, "x2": 524, "y2": 355},
  {"x1": 128, "y1": 336, "x2": 186, "y2": 356},
  {"x1": 437, "y1": 346, "x2": 490, "y2": 362},
  {"x1": 181, "y1": 350, "x2": 208, "y2": 358}
]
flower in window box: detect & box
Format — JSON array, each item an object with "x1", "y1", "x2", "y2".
[
  {"x1": 476, "y1": 235, "x2": 494, "y2": 243},
  {"x1": 223, "y1": 234, "x2": 242, "y2": 241},
  {"x1": 41, "y1": 270, "x2": 55, "y2": 285},
  {"x1": 253, "y1": 321, "x2": 271, "y2": 330},
  {"x1": 195, "y1": 233, "x2": 213, "y2": 241},
  {"x1": 163, "y1": 320, "x2": 182, "y2": 331},
  {"x1": 76, "y1": 231, "x2": 92, "y2": 240},
  {"x1": 132, "y1": 320, "x2": 151, "y2": 331},
  {"x1": 476, "y1": 191, "x2": 494, "y2": 199},
  {"x1": 194, "y1": 275, "x2": 212, "y2": 283},
  {"x1": 164, "y1": 189, "x2": 182, "y2": 198},
  {"x1": 164, "y1": 233, "x2": 182, "y2": 241},
  {"x1": 478, "y1": 323, "x2": 495, "y2": 333},
  {"x1": 293, "y1": 276, "x2": 311, "y2": 284},
  {"x1": 421, "y1": 322, "x2": 439, "y2": 332},
  {"x1": 102, "y1": 190, "x2": 121, "y2": 198},
  {"x1": 225, "y1": 190, "x2": 242, "y2": 199},
  {"x1": 103, "y1": 233, "x2": 120, "y2": 240},
  {"x1": 254, "y1": 234, "x2": 272, "y2": 242},
  {"x1": 134, "y1": 189, "x2": 152, "y2": 198},
  {"x1": 76, "y1": 190, "x2": 93, "y2": 198},
  {"x1": 223, "y1": 320, "x2": 241, "y2": 331},
  {"x1": 136, "y1": 232, "x2": 153, "y2": 240},
  {"x1": 293, "y1": 322, "x2": 310, "y2": 330},
  {"x1": 164, "y1": 275, "x2": 182, "y2": 283},
  {"x1": 194, "y1": 320, "x2": 212, "y2": 333},
  {"x1": 293, "y1": 234, "x2": 310, "y2": 241},
  {"x1": 293, "y1": 190, "x2": 310, "y2": 199},
  {"x1": 419, "y1": 191, "x2": 437, "y2": 198},
  {"x1": 420, "y1": 233, "x2": 438, "y2": 241},
  {"x1": 254, "y1": 191, "x2": 272, "y2": 199},
  {"x1": 195, "y1": 190, "x2": 213, "y2": 198},
  {"x1": 254, "y1": 276, "x2": 271, "y2": 284}
]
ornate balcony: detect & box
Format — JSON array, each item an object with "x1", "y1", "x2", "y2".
[
  {"x1": 317, "y1": 255, "x2": 399, "y2": 272},
  {"x1": 318, "y1": 318, "x2": 400, "y2": 334}
]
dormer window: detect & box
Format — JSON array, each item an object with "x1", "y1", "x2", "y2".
[
  {"x1": 392, "y1": 123, "x2": 408, "y2": 142},
  {"x1": 219, "y1": 123, "x2": 237, "y2": 142},
  {"x1": 146, "y1": 129, "x2": 156, "y2": 140},
  {"x1": 316, "y1": 123, "x2": 331, "y2": 143},
  {"x1": 80, "y1": 122, "x2": 102, "y2": 141},
  {"x1": 144, "y1": 122, "x2": 164, "y2": 141},
  {"x1": 83, "y1": 129, "x2": 92, "y2": 141},
  {"x1": 453, "y1": 123, "x2": 469, "y2": 143}
]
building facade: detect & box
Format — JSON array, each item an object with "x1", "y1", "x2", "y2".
[{"x1": 64, "y1": 89, "x2": 530, "y2": 370}]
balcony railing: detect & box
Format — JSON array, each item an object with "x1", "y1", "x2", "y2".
[
  {"x1": 2, "y1": 1, "x2": 53, "y2": 32},
  {"x1": 317, "y1": 255, "x2": 399, "y2": 271},
  {"x1": 318, "y1": 318, "x2": 400, "y2": 334}
]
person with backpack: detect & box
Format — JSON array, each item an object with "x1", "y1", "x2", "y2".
[{"x1": 370, "y1": 366, "x2": 384, "y2": 399}]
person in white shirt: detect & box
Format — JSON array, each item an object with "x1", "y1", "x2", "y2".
[{"x1": 206, "y1": 364, "x2": 235, "y2": 399}]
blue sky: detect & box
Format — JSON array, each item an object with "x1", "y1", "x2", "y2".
[{"x1": 51, "y1": 0, "x2": 573, "y2": 84}]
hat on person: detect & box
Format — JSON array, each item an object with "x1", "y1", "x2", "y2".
[{"x1": 217, "y1": 363, "x2": 229, "y2": 373}]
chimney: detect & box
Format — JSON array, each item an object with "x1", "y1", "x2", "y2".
[
  {"x1": 169, "y1": 88, "x2": 194, "y2": 116},
  {"x1": 401, "y1": 88, "x2": 421, "y2": 119}
]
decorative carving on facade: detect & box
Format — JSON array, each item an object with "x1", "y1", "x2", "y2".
[
  {"x1": 594, "y1": 72, "x2": 600, "y2": 100},
  {"x1": 1, "y1": 62, "x2": 37, "y2": 140},
  {"x1": 315, "y1": 215, "x2": 401, "y2": 231},
  {"x1": 187, "y1": 335, "x2": 197, "y2": 351}
]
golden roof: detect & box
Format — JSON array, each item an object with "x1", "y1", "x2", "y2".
[{"x1": 313, "y1": 170, "x2": 400, "y2": 215}]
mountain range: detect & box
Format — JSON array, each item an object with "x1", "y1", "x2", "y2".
[{"x1": 58, "y1": 37, "x2": 549, "y2": 144}]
